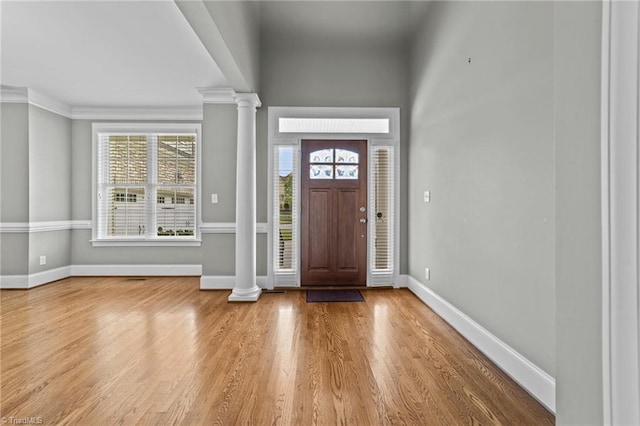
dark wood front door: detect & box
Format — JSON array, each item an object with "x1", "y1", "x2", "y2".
[{"x1": 301, "y1": 140, "x2": 367, "y2": 286}]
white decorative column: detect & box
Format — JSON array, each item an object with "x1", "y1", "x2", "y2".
[{"x1": 228, "y1": 93, "x2": 262, "y2": 302}]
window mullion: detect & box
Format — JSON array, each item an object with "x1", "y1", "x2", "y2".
[{"x1": 148, "y1": 133, "x2": 158, "y2": 238}]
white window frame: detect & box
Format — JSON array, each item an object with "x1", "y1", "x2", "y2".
[
  {"x1": 267, "y1": 107, "x2": 400, "y2": 288},
  {"x1": 91, "y1": 123, "x2": 202, "y2": 247},
  {"x1": 601, "y1": 0, "x2": 640, "y2": 423}
]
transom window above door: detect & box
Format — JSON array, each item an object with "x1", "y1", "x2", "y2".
[{"x1": 309, "y1": 148, "x2": 359, "y2": 180}]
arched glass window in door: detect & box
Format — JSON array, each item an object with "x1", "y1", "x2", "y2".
[{"x1": 309, "y1": 148, "x2": 359, "y2": 180}]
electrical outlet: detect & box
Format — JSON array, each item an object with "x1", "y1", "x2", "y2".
[
  {"x1": 40, "y1": 255, "x2": 47, "y2": 265},
  {"x1": 424, "y1": 190, "x2": 430, "y2": 203},
  {"x1": 211, "y1": 193, "x2": 219, "y2": 204},
  {"x1": 425, "y1": 267, "x2": 430, "y2": 280}
]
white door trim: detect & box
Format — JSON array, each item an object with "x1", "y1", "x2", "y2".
[
  {"x1": 267, "y1": 107, "x2": 400, "y2": 289},
  {"x1": 601, "y1": 1, "x2": 640, "y2": 424}
]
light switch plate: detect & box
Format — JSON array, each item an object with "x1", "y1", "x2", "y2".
[
  {"x1": 424, "y1": 191, "x2": 430, "y2": 203},
  {"x1": 211, "y1": 193, "x2": 219, "y2": 204}
]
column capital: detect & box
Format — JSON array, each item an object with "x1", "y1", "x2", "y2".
[
  {"x1": 197, "y1": 87, "x2": 261, "y2": 108},
  {"x1": 234, "y1": 92, "x2": 261, "y2": 108}
]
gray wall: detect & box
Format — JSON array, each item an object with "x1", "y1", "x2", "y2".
[
  {"x1": 553, "y1": 2, "x2": 603, "y2": 424},
  {"x1": 28, "y1": 105, "x2": 71, "y2": 222},
  {"x1": 202, "y1": 104, "x2": 237, "y2": 223},
  {"x1": 260, "y1": 28, "x2": 410, "y2": 273},
  {"x1": 69, "y1": 113, "x2": 267, "y2": 276},
  {"x1": 0, "y1": 234, "x2": 29, "y2": 276},
  {"x1": 70, "y1": 119, "x2": 202, "y2": 267},
  {"x1": 409, "y1": 1, "x2": 555, "y2": 377},
  {"x1": 200, "y1": 103, "x2": 268, "y2": 276},
  {"x1": 0, "y1": 103, "x2": 29, "y2": 276},
  {"x1": 28, "y1": 105, "x2": 72, "y2": 274},
  {"x1": 1, "y1": 103, "x2": 29, "y2": 223},
  {"x1": 0, "y1": 103, "x2": 72, "y2": 276}
]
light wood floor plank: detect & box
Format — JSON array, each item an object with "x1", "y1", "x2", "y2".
[{"x1": 1, "y1": 277, "x2": 553, "y2": 425}]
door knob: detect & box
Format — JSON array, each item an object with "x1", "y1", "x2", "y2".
[{"x1": 359, "y1": 218, "x2": 367, "y2": 224}]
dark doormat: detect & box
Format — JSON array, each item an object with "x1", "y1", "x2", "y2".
[{"x1": 306, "y1": 289, "x2": 365, "y2": 303}]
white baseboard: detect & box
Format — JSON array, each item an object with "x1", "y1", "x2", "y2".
[
  {"x1": 0, "y1": 274, "x2": 29, "y2": 289},
  {"x1": 405, "y1": 275, "x2": 556, "y2": 413},
  {"x1": 200, "y1": 275, "x2": 268, "y2": 290},
  {"x1": 396, "y1": 274, "x2": 409, "y2": 288},
  {"x1": 0, "y1": 266, "x2": 72, "y2": 289},
  {"x1": 71, "y1": 264, "x2": 202, "y2": 276}
]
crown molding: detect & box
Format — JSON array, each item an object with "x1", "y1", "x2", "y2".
[
  {"x1": 0, "y1": 86, "x2": 29, "y2": 103},
  {"x1": 0, "y1": 86, "x2": 72, "y2": 118},
  {"x1": 71, "y1": 106, "x2": 203, "y2": 121},
  {"x1": 197, "y1": 87, "x2": 261, "y2": 107},
  {"x1": 28, "y1": 89, "x2": 72, "y2": 118},
  {"x1": 197, "y1": 87, "x2": 237, "y2": 104},
  {"x1": 2, "y1": 85, "x2": 253, "y2": 120}
]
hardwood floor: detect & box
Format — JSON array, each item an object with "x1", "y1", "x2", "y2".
[{"x1": 0, "y1": 277, "x2": 554, "y2": 425}]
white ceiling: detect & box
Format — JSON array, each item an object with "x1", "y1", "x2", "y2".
[
  {"x1": 0, "y1": 1, "x2": 430, "y2": 111},
  {"x1": 0, "y1": 1, "x2": 229, "y2": 109}
]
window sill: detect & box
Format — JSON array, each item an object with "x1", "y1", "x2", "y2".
[{"x1": 91, "y1": 239, "x2": 202, "y2": 247}]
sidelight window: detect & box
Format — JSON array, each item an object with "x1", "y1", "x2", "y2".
[{"x1": 273, "y1": 145, "x2": 299, "y2": 279}]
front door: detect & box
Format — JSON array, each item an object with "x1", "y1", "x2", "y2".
[{"x1": 301, "y1": 140, "x2": 367, "y2": 286}]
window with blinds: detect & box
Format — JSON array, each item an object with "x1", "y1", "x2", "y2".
[
  {"x1": 273, "y1": 145, "x2": 299, "y2": 285},
  {"x1": 370, "y1": 146, "x2": 394, "y2": 284},
  {"x1": 95, "y1": 127, "x2": 198, "y2": 241}
]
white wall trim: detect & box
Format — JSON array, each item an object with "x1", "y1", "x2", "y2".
[
  {"x1": 267, "y1": 107, "x2": 401, "y2": 289},
  {"x1": 201, "y1": 222, "x2": 268, "y2": 234},
  {"x1": 200, "y1": 275, "x2": 267, "y2": 290},
  {"x1": 601, "y1": 2, "x2": 613, "y2": 422},
  {"x1": 0, "y1": 86, "x2": 71, "y2": 118},
  {"x1": 29, "y1": 89, "x2": 72, "y2": 118},
  {"x1": 0, "y1": 274, "x2": 29, "y2": 289},
  {"x1": 197, "y1": 87, "x2": 237, "y2": 104},
  {"x1": 406, "y1": 275, "x2": 556, "y2": 413},
  {"x1": 29, "y1": 221, "x2": 74, "y2": 233},
  {"x1": 396, "y1": 274, "x2": 409, "y2": 288},
  {"x1": 601, "y1": 0, "x2": 640, "y2": 424},
  {"x1": 1, "y1": 265, "x2": 203, "y2": 289},
  {"x1": 0, "y1": 220, "x2": 92, "y2": 233},
  {"x1": 1, "y1": 86, "x2": 202, "y2": 121},
  {"x1": 0, "y1": 221, "x2": 81, "y2": 233},
  {"x1": 0, "y1": 85, "x2": 28, "y2": 103},
  {"x1": 0, "y1": 222, "x2": 30, "y2": 233},
  {"x1": 0, "y1": 266, "x2": 71, "y2": 289},
  {"x1": 71, "y1": 106, "x2": 203, "y2": 121},
  {"x1": 71, "y1": 264, "x2": 202, "y2": 276},
  {"x1": 70, "y1": 220, "x2": 92, "y2": 230},
  {"x1": 197, "y1": 87, "x2": 262, "y2": 108},
  {"x1": 1, "y1": 86, "x2": 203, "y2": 121}
]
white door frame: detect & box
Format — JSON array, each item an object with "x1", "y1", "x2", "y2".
[
  {"x1": 601, "y1": 1, "x2": 640, "y2": 424},
  {"x1": 267, "y1": 107, "x2": 400, "y2": 288}
]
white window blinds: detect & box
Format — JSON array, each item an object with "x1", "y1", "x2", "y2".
[
  {"x1": 370, "y1": 146, "x2": 394, "y2": 285},
  {"x1": 273, "y1": 145, "x2": 299, "y2": 286},
  {"x1": 96, "y1": 130, "x2": 197, "y2": 240}
]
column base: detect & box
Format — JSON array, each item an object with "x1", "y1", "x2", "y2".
[{"x1": 228, "y1": 285, "x2": 262, "y2": 302}]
